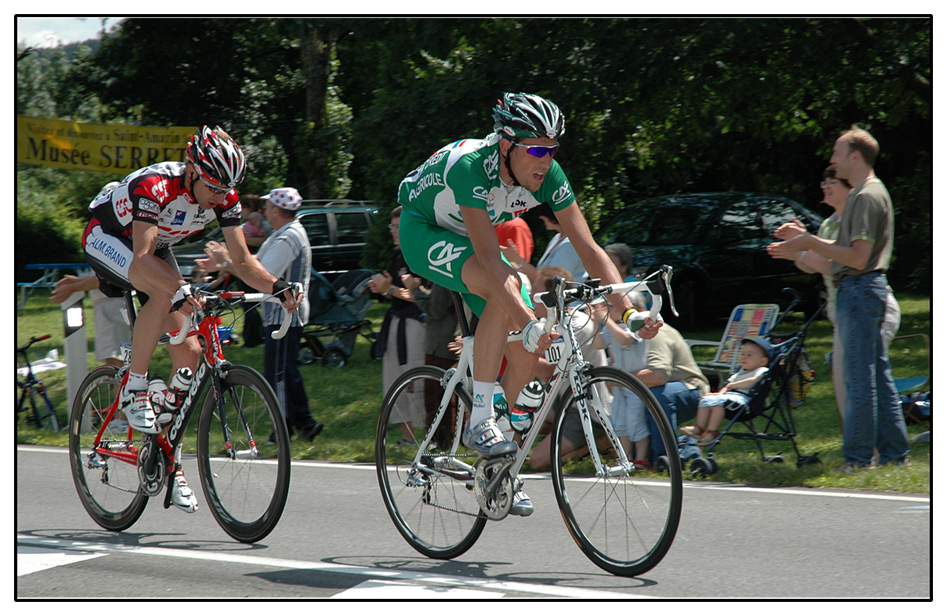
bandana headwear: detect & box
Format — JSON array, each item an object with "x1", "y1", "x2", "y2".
[{"x1": 262, "y1": 187, "x2": 302, "y2": 211}]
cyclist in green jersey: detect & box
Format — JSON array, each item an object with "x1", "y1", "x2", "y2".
[{"x1": 397, "y1": 93, "x2": 661, "y2": 515}]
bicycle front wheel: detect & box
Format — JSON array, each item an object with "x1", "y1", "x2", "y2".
[
  {"x1": 375, "y1": 366, "x2": 486, "y2": 560},
  {"x1": 68, "y1": 365, "x2": 149, "y2": 531},
  {"x1": 551, "y1": 366, "x2": 683, "y2": 577},
  {"x1": 197, "y1": 365, "x2": 291, "y2": 543}
]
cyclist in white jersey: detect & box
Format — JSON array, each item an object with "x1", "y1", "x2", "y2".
[
  {"x1": 397, "y1": 93, "x2": 661, "y2": 515},
  {"x1": 84, "y1": 126, "x2": 301, "y2": 512}
]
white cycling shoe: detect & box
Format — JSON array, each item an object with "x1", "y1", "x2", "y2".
[
  {"x1": 463, "y1": 416, "x2": 516, "y2": 457},
  {"x1": 120, "y1": 390, "x2": 159, "y2": 434},
  {"x1": 171, "y1": 472, "x2": 198, "y2": 513}
]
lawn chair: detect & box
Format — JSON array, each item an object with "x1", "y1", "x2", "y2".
[
  {"x1": 687, "y1": 303, "x2": 781, "y2": 387},
  {"x1": 891, "y1": 333, "x2": 931, "y2": 439},
  {"x1": 686, "y1": 293, "x2": 824, "y2": 477}
]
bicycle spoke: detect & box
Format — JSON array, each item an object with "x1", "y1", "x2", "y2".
[
  {"x1": 552, "y1": 366, "x2": 682, "y2": 576},
  {"x1": 376, "y1": 366, "x2": 486, "y2": 559}
]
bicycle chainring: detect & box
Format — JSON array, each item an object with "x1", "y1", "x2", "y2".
[
  {"x1": 136, "y1": 438, "x2": 167, "y2": 497},
  {"x1": 473, "y1": 457, "x2": 514, "y2": 520}
]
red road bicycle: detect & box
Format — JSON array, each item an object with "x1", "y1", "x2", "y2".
[{"x1": 68, "y1": 289, "x2": 294, "y2": 543}]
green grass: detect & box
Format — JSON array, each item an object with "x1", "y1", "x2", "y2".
[{"x1": 16, "y1": 289, "x2": 931, "y2": 494}]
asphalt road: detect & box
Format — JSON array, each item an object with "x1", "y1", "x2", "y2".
[{"x1": 16, "y1": 445, "x2": 931, "y2": 600}]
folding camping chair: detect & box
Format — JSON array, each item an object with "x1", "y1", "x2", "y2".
[{"x1": 687, "y1": 303, "x2": 781, "y2": 388}]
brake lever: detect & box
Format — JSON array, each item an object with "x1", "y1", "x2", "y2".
[{"x1": 660, "y1": 265, "x2": 679, "y2": 318}]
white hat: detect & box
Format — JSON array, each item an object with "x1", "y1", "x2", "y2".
[{"x1": 262, "y1": 187, "x2": 302, "y2": 211}]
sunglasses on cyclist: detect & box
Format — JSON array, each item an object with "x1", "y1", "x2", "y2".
[
  {"x1": 198, "y1": 175, "x2": 230, "y2": 195},
  {"x1": 511, "y1": 142, "x2": 559, "y2": 158}
]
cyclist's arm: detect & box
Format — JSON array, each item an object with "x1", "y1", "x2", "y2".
[
  {"x1": 221, "y1": 226, "x2": 300, "y2": 309},
  {"x1": 129, "y1": 221, "x2": 198, "y2": 309},
  {"x1": 460, "y1": 204, "x2": 536, "y2": 329},
  {"x1": 555, "y1": 202, "x2": 622, "y2": 288}
]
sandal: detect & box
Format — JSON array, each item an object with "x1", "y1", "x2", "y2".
[
  {"x1": 679, "y1": 425, "x2": 702, "y2": 437},
  {"x1": 631, "y1": 459, "x2": 651, "y2": 471},
  {"x1": 696, "y1": 431, "x2": 720, "y2": 446}
]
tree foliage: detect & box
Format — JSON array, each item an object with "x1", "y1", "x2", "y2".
[{"x1": 16, "y1": 17, "x2": 931, "y2": 292}]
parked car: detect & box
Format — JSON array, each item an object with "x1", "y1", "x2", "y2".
[
  {"x1": 593, "y1": 192, "x2": 824, "y2": 330},
  {"x1": 173, "y1": 199, "x2": 377, "y2": 280}
]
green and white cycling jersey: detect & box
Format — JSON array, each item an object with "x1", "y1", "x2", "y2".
[{"x1": 397, "y1": 133, "x2": 576, "y2": 235}]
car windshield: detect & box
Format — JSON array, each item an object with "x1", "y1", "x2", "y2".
[{"x1": 596, "y1": 201, "x2": 718, "y2": 246}]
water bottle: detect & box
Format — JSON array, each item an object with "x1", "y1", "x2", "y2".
[
  {"x1": 510, "y1": 381, "x2": 545, "y2": 433},
  {"x1": 163, "y1": 367, "x2": 193, "y2": 412}
]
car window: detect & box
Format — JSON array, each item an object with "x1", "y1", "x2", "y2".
[
  {"x1": 718, "y1": 200, "x2": 764, "y2": 243},
  {"x1": 335, "y1": 211, "x2": 368, "y2": 244},
  {"x1": 756, "y1": 198, "x2": 799, "y2": 236},
  {"x1": 299, "y1": 213, "x2": 330, "y2": 246}
]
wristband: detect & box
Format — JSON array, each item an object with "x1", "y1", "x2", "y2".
[
  {"x1": 272, "y1": 277, "x2": 290, "y2": 296},
  {"x1": 798, "y1": 250, "x2": 807, "y2": 262}
]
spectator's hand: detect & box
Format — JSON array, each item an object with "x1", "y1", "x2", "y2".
[
  {"x1": 50, "y1": 275, "x2": 85, "y2": 304},
  {"x1": 368, "y1": 271, "x2": 393, "y2": 294},
  {"x1": 589, "y1": 301, "x2": 608, "y2": 324},
  {"x1": 447, "y1": 336, "x2": 463, "y2": 356},
  {"x1": 767, "y1": 240, "x2": 802, "y2": 261},
  {"x1": 401, "y1": 273, "x2": 422, "y2": 290},
  {"x1": 773, "y1": 217, "x2": 807, "y2": 241},
  {"x1": 637, "y1": 317, "x2": 663, "y2": 340},
  {"x1": 201, "y1": 241, "x2": 231, "y2": 273},
  {"x1": 501, "y1": 240, "x2": 524, "y2": 267}
]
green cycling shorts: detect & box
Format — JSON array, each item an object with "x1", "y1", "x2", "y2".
[{"x1": 398, "y1": 209, "x2": 532, "y2": 317}]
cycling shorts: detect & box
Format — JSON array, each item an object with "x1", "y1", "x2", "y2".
[
  {"x1": 398, "y1": 209, "x2": 532, "y2": 317},
  {"x1": 82, "y1": 218, "x2": 178, "y2": 299}
]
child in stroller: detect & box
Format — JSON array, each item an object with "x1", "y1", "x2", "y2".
[{"x1": 680, "y1": 338, "x2": 772, "y2": 446}]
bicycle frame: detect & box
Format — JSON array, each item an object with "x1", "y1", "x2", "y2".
[
  {"x1": 16, "y1": 334, "x2": 56, "y2": 427},
  {"x1": 410, "y1": 269, "x2": 673, "y2": 486},
  {"x1": 88, "y1": 291, "x2": 291, "y2": 471}
]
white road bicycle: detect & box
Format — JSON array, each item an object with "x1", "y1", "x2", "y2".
[{"x1": 375, "y1": 266, "x2": 683, "y2": 577}]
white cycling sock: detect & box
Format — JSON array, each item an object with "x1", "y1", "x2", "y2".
[
  {"x1": 469, "y1": 380, "x2": 496, "y2": 428},
  {"x1": 123, "y1": 371, "x2": 148, "y2": 396}
]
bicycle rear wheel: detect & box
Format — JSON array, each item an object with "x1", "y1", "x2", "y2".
[
  {"x1": 375, "y1": 366, "x2": 486, "y2": 559},
  {"x1": 68, "y1": 365, "x2": 149, "y2": 531},
  {"x1": 197, "y1": 365, "x2": 291, "y2": 543},
  {"x1": 551, "y1": 366, "x2": 682, "y2": 577}
]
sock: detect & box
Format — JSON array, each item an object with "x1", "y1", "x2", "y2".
[
  {"x1": 470, "y1": 380, "x2": 496, "y2": 428},
  {"x1": 123, "y1": 371, "x2": 148, "y2": 396}
]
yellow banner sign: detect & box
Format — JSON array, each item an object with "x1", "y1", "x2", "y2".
[{"x1": 16, "y1": 116, "x2": 197, "y2": 173}]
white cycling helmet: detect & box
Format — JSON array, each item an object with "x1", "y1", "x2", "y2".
[
  {"x1": 186, "y1": 125, "x2": 246, "y2": 189},
  {"x1": 492, "y1": 92, "x2": 565, "y2": 140}
]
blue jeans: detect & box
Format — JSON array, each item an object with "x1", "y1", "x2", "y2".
[
  {"x1": 648, "y1": 382, "x2": 701, "y2": 463},
  {"x1": 836, "y1": 273, "x2": 909, "y2": 466}
]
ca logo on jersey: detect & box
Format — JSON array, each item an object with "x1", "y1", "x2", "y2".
[
  {"x1": 483, "y1": 150, "x2": 500, "y2": 181},
  {"x1": 427, "y1": 240, "x2": 467, "y2": 279},
  {"x1": 552, "y1": 181, "x2": 573, "y2": 206}
]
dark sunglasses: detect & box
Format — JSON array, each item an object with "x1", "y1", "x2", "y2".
[{"x1": 511, "y1": 142, "x2": 559, "y2": 158}]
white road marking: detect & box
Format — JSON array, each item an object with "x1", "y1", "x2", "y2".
[
  {"x1": 17, "y1": 545, "x2": 105, "y2": 576},
  {"x1": 16, "y1": 535, "x2": 637, "y2": 599},
  {"x1": 331, "y1": 579, "x2": 505, "y2": 599}
]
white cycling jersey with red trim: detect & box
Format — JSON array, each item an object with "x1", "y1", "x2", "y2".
[{"x1": 88, "y1": 161, "x2": 242, "y2": 250}]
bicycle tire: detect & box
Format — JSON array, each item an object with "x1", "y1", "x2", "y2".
[
  {"x1": 196, "y1": 365, "x2": 291, "y2": 543},
  {"x1": 551, "y1": 366, "x2": 683, "y2": 577},
  {"x1": 32, "y1": 386, "x2": 60, "y2": 432},
  {"x1": 375, "y1": 365, "x2": 486, "y2": 560},
  {"x1": 68, "y1": 365, "x2": 149, "y2": 532}
]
